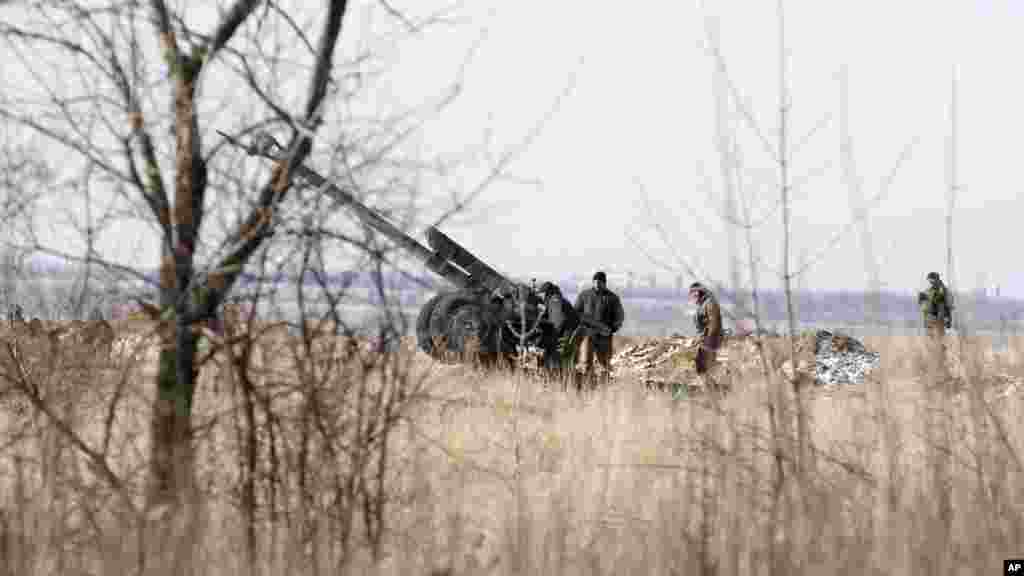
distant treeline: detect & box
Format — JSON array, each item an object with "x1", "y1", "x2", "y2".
[{"x1": 53, "y1": 263, "x2": 1023, "y2": 328}]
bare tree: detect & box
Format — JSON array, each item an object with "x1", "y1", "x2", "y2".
[
  {"x1": 0, "y1": 0, "x2": 478, "y2": 512},
  {"x1": 945, "y1": 68, "x2": 960, "y2": 324},
  {"x1": 706, "y1": 13, "x2": 745, "y2": 320},
  {"x1": 838, "y1": 65, "x2": 882, "y2": 324}
]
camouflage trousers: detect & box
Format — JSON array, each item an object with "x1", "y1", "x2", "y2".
[
  {"x1": 926, "y1": 319, "x2": 947, "y2": 340},
  {"x1": 924, "y1": 319, "x2": 951, "y2": 383}
]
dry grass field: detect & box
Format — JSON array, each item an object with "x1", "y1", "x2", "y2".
[{"x1": 0, "y1": 321, "x2": 1021, "y2": 575}]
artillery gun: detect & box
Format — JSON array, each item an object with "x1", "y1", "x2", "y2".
[{"x1": 218, "y1": 131, "x2": 592, "y2": 365}]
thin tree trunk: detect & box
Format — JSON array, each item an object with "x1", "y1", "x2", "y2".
[
  {"x1": 708, "y1": 14, "x2": 743, "y2": 309},
  {"x1": 945, "y1": 70, "x2": 957, "y2": 311},
  {"x1": 776, "y1": 1, "x2": 810, "y2": 571},
  {"x1": 839, "y1": 65, "x2": 883, "y2": 325}
]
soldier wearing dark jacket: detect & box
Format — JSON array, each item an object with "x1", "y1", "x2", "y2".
[
  {"x1": 574, "y1": 271, "x2": 625, "y2": 376},
  {"x1": 538, "y1": 282, "x2": 579, "y2": 375},
  {"x1": 689, "y1": 282, "x2": 723, "y2": 379}
]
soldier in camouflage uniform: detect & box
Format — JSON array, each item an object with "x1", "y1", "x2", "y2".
[
  {"x1": 689, "y1": 282, "x2": 724, "y2": 390},
  {"x1": 919, "y1": 272, "x2": 953, "y2": 382},
  {"x1": 573, "y1": 271, "x2": 624, "y2": 380},
  {"x1": 920, "y1": 272, "x2": 953, "y2": 339}
]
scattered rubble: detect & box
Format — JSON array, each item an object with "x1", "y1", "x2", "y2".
[
  {"x1": 811, "y1": 330, "x2": 881, "y2": 386},
  {"x1": 611, "y1": 334, "x2": 695, "y2": 373},
  {"x1": 610, "y1": 334, "x2": 724, "y2": 393},
  {"x1": 610, "y1": 329, "x2": 882, "y2": 392}
]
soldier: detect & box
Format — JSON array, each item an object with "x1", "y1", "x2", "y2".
[
  {"x1": 689, "y1": 282, "x2": 723, "y2": 390},
  {"x1": 921, "y1": 271, "x2": 953, "y2": 339},
  {"x1": 919, "y1": 272, "x2": 954, "y2": 382},
  {"x1": 573, "y1": 271, "x2": 625, "y2": 381},
  {"x1": 537, "y1": 281, "x2": 580, "y2": 379}
]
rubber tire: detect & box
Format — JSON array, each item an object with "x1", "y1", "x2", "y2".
[
  {"x1": 428, "y1": 292, "x2": 476, "y2": 351},
  {"x1": 429, "y1": 292, "x2": 495, "y2": 361},
  {"x1": 416, "y1": 292, "x2": 448, "y2": 355}
]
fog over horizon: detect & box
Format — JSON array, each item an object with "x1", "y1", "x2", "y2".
[{"x1": 3, "y1": 1, "x2": 1022, "y2": 298}]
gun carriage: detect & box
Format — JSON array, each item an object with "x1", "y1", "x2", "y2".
[{"x1": 218, "y1": 132, "x2": 608, "y2": 366}]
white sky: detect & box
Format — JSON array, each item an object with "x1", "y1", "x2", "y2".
[{"x1": 3, "y1": 0, "x2": 1023, "y2": 297}]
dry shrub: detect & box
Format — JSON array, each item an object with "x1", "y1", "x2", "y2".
[
  {"x1": 381, "y1": 334, "x2": 1023, "y2": 575},
  {"x1": 0, "y1": 330, "x2": 1021, "y2": 575}
]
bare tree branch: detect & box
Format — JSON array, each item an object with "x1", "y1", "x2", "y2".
[
  {"x1": 790, "y1": 136, "x2": 918, "y2": 279},
  {"x1": 149, "y1": 0, "x2": 180, "y2": 66},
  {"x1": 185, "y1": 0, "x2": 351, "y2": 325},
  {"x1": 698, "y1": 7, "x2": 778, "y2": 164},
  {"x1": 3, "y1": 341, "x2": 130, "y2": 506},
  {"x1": 206, "y1": 0, "x2": 262, "y2": 61},
  {"x1": 793, "y1": 110, "x2": 832, "y2": 157}
]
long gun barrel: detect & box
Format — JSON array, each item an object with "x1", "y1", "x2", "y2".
[
  {"x1": 289, "y1": 165, "x2": 477, "y2": 290},
  {"x1": 425, "y1": 227, "x2": 512, "y2": 295},
  {"x1": 218, "y1": 130, "x2": 546, "y2": 364},
  {"x1": 217, "y1": 130, "x2": 475, "y2": 290}
]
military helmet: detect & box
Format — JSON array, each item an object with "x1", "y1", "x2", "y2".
[
  {"x1": 927, "y1": 272, "x2": 940, "y2": 282},
  {"x1": 593, "y1": 271, "x2": 607, "y2": 282}
]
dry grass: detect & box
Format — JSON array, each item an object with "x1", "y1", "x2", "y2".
[{"x1": 0, "y1": 327, "x2": 1022, "y2": 575}]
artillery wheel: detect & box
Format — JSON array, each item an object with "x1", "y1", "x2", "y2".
[
  {"x1": 416, "y1": 292, "x2": 448, "y2": 355},
  {"x1": 428, "y1": 292, "x2": 496, "y2": 363}
]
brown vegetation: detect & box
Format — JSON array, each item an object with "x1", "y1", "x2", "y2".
[{"x1": 0, "y1": 324, "x2": 1020, "y2": 574}]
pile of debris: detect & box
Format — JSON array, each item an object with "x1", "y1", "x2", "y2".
[
  {"x1": 610, "y1": 334, "x2": 738, "y2": 392},
  {"x1": 610, "y1": 329, "x2": 881, "y2": 391},
  {"x1": 811, "y1": 330, "x2": 880, "y2": 386},
  {"x1": 610, "y1": 335, "x2": 696, "y2": 373}
]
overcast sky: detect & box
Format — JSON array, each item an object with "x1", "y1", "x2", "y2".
[{"x1": 3, "y1": 1, "x2": 1022, "y2": 297}]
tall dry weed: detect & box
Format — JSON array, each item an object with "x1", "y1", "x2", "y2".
[{"x1": 0, "y1": 327, "x2": 1021, "y2": 574}]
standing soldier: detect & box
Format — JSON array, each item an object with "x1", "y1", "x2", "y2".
[
  {"x1": 689, "y1": 282, "x2": 723, "y2": 391},
  {"x1": 919, "y1": 272, "x2": 953, "y2": 381},
  {"x1": 537, "y1": 281, "x2": 580, "y2": 380},
  {"x1": 574, "y1": 271, "x2": 625, "y2": 382},
  {"x1": 920, "y1": 272, "x2": 954, "y2": 339}
]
